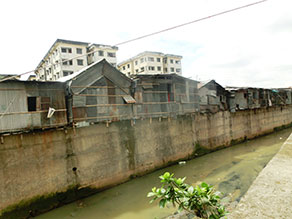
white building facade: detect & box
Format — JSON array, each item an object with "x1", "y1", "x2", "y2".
[
  {"x1": 118, "y1": 51, "x2": 182, "y2": 76},
  {"x1": 35, "y1": 39, "x2": 118, "y2": 81}
]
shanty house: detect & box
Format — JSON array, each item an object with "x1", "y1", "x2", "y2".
[
  {"x1": 226, "y1": 87, "x2": 262, "y2": 112},
  {"x1": 198, "y1": 80, "x2": 228, "y2": 113},
  {"x1": 285, "y1": 89, "x2": 292, "y2": 104},
  {"x1": 131, "y1": 74, "x2": 199, "y2": 117},
  {"x1": 258, "y1": 89, "x2": 271, "y2": 107},
  {"x1": 270, "y1": 89, "x2": 292, "y2": 105},
  {"x1": 0, "y1": 80, "x2": 67, "y2": 133},
  {"x1": 60, "y1": 59, "x2": 135, "y2": 126}
]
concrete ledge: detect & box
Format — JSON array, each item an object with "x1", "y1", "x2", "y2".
[{"x1": 229, "y1": 132, "x2": 292, "y2": 218}]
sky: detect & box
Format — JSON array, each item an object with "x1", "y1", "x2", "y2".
[{"x1": 0, "y1": 0, "x2": 291, "y2": 88}]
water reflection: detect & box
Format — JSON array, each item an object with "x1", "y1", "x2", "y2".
[{"x1": 36, "y1": 128, "x2": 292, "y2": 219}]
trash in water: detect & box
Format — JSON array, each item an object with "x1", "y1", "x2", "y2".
[{"x1": 178, "y1": 161, "x2": 186, "y2": 165}]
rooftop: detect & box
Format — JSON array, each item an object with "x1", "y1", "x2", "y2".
[
  {"x1": 118, "y1": 51, "x2": 183, "y2": 66},
  {"x1": 36, "y1": 39, "x2": 118, "y2": 69}
]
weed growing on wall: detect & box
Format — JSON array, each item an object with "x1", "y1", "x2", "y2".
[{"x1": 147, "y1": 172, "x2": 227, "y2": 219}]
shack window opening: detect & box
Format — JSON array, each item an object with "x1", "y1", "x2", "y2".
[
  {"x1": 167, "y1": 84, "x2": 173, "y2": 102},
  {"x1": 28, "y1": 97, "x2": 37, "y2": 111},
  {"x1": 122, "y1": 95, "x2": 136, "y2": 104}
]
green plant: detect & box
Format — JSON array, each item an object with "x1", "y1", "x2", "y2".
[{"x1": 147, "y1": 172, "x2": 227, "y2": 219}]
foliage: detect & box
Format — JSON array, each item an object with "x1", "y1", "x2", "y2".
[{"x1": 147, "y1": 172, "x2": 227, "y2": 219}]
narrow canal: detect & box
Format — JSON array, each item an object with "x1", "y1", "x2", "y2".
[{"x1": 36, "y1": 128, "x2": 292, "y2": 219}]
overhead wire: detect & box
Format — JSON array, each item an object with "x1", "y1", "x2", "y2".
[
  {"x1": 0, "y1": 0, "x2": 268, "y2": 83},
  {"x1": 114, "y1": 0, "x2": 267, "y2": 46}
]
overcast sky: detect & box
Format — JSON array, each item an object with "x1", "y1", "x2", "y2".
[{"x1": 0, "y1": 0, "x2": 291, "y2": 88}]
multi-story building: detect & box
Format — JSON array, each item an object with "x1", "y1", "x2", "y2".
[
  {"x1": 35, "y1": 39, "x2": 118, "y2": 81},
  {"x1": 118, "y1": 51, "x2": 182, "y2": 76}
]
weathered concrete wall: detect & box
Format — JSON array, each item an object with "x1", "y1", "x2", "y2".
[
  {"x1": 229, "y1": 131, "x2": 292, "y2": 218},
  {"x1": 1, "y1": 105, "x2": 292, "y2": 217}
]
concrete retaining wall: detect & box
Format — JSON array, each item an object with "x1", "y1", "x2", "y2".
[{"x1": 1, "y1": 105, "x2": 292, "y2": 217}]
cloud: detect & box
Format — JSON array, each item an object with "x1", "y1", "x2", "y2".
[{"x1": 0, "y1": 0, "x2": 291, "y2": 88}]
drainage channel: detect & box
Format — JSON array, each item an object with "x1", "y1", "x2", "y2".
[{"x1": 36, "y1": 127, "x2": 292, "y2": 219}]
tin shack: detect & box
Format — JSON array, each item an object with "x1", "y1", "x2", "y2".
[
  {"x1": 198, "y1": 80, "x2": 229, "y2": 113},
  {"x1": 60, "y1": 59, "x2": 135, "y2": 126},
  {"x1": 131, "y1": 74, "x2": 199, "y2": 118},
  {"x1": 0, "y1": 80, "x2": 67, "y2": 133}
]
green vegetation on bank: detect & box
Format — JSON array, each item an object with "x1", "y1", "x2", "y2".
[{"x1": 148, "y1": 172, "x2": 228, "y2": 219}]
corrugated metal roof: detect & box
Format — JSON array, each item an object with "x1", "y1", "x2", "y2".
[
  {"x1": 61, "y1": 59, "x2": 132, "y2": 95},
  {"x1": 57, "y1": 60, "x2": 103, "y2": 82}
]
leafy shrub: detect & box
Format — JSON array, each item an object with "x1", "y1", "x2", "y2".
[{"x1": 147, "y1": 172, "x2": 227, "y2": 219}]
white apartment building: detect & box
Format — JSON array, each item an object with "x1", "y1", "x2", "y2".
[
  {"x1": 118, "y1": 51, "x2": 182, "y2": 76},
  {"x1": 35, "y1": 39, "x2": 118, "y2": 81}
]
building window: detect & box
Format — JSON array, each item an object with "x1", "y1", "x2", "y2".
[
  {"x1": 175, "y1": 60, "x2": 180, "y2": 64},
  {"x1": 135, "y1": 69, "x2": 139, "y2": 73},
  {"x1": 77, "y1": 59, "x2": 84, "y2": 66},
  {"x1": 163, "y1": 58, "x2": 167, "y2": 63},
  {"x1": 76, "y1": 48, "x2": 82, "y2": 54},
  {"x1": 176, "y1": 68, "x2": 181, "y2": 73},
  {"x1": 157, "y1": 66, "x2": 161, "y2": 71},
  {"x1": 170, "y1": 67, "x2": 175, "y2": 72},
  {"x1": 27, "y1": 97, "x2": 37, "y2": 112},
  {"x1": 148, "y1": 66, "x2": 155, "y2": 71},
  {"x1": 108, "y1": 52, "x2": 116, "y2": 57},
  {"x1": 148, "y1": 57, "x2": 154, "y2": 62},
  {"x1": 157, "y1": 58, "x2": 161, "y2": 62},
  {"x1": 141, "y1": 67, "x2": 145, "y2": 72},
  {"x1": 135, "y1": 60, "x2": 138, "y2": 65},
  {"x1": 140, "y1": 58, "x2": 144, "y2": 63},
  {"x1": 170, "y1": 59, "x2": 174, "y2": 64},
  {"x1": 61, "y1": 47, "x2": 72, "y2": 53},
  {"x1": 127, "y1": 64, "x2": 130, "y2": 69},
  {"x1": 164, "y1": 68, "x2": 168, "y2": 73},
  {"x1": 123, "y1": 66, "x2": 126, "y2": 70},
  {"x1": 63, "y1": 71, "x2": 73, "y2": 76},
  {"x1": 62, "y1": 59, "x2": 73, "y2": 65},
  {"x1": 98, "y1": 50, "x2": 104, "y2": 56}
]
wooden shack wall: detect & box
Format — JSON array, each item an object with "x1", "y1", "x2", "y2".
[
  {"x1": 71, "y1": 77, "x2": 133, "y2": 125},
  {"x1": 0, "y1": 81, "x2": 67, "y2": 133},
  {"x1": 134, "y1": 76, "x2": 199, "y2": 118}
]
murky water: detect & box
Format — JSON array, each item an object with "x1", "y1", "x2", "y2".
[{"x1": 36, "y1": 128, "x2": 292, "y2": 219}]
